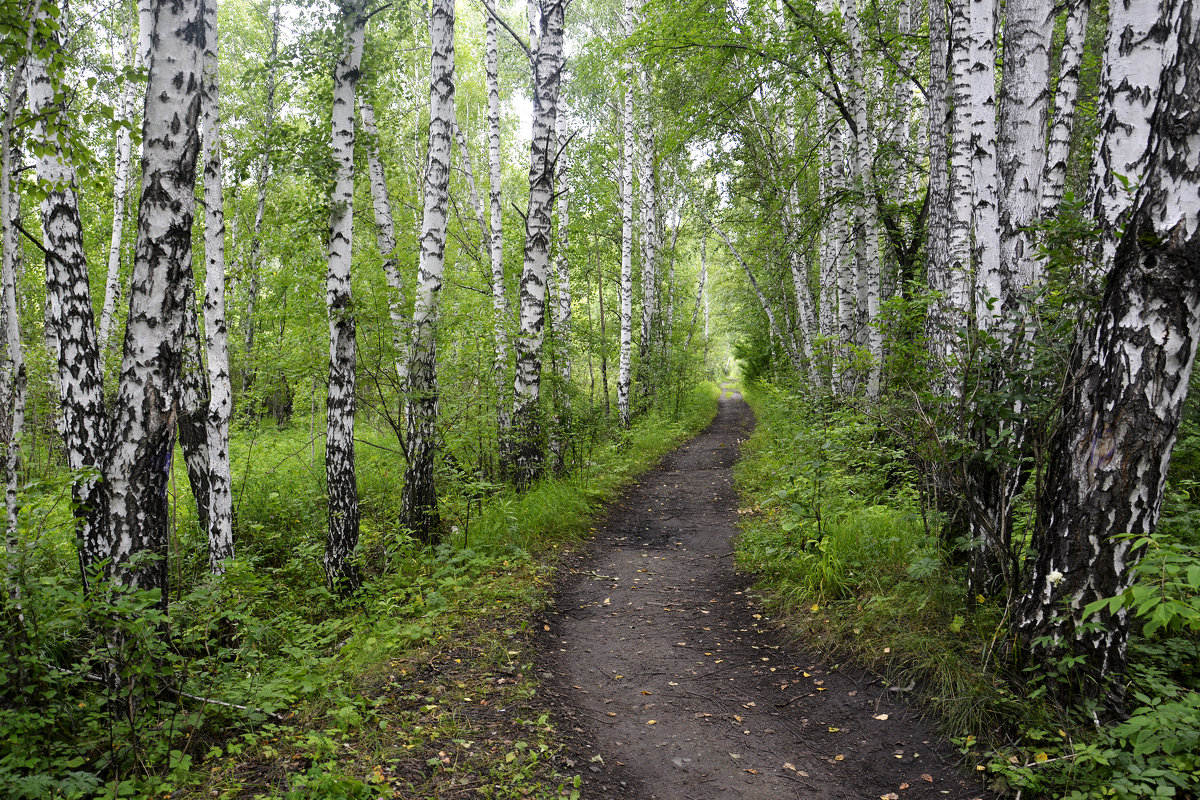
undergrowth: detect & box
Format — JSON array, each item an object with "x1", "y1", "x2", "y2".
[
  {"x1": 734, "y1": 379, "x2": 1200, "y2": 800},
  {"x1": 0, "y1": 384, "x2": 719, "y2": 799}
]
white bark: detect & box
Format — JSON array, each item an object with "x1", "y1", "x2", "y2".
[
  {"x1": 617, "y1": 0, "x2": 635, "y2": 427},
  {"x1": 967, "y1": 0, "x2": 1002, "y2": 330},
  {"x1": 550, "y1": 129, "x2": 571, "y2": 467},
  {"x1": 1038, "y1": 0, "x2": 1090, "y2": 216},
  {"x1": 403, "y1": 0, "x2": 454, "y2": 537},
  {"x1": 925, "y1": 0, "x2": 955, "y2": 372},
  {"x1": 201, "y1": 0, "x2": 233, "y2": 572},
  {"x1": 508, "y1": 0, "x2": 566, "y2": 486},
  {"x1": 1087, "y1": 0, "x2": 1176, "y2": 284},
  {"x1": 996, "y1": 0, "x2": 1054, "y2": 314},
  {"x1": 104, "y1": 0, "x2": 206, "y2": 597},
  {"x1": 28, "y1": 14, "x2": 109, "y2": 580},
  {"x1": 324, "y1": 1, "x2": 366, "y2": 591},
  {"x1": 362, "y1": 101, "x2": 409, "y2": 385},
  {"x1": 485, "y1": 14, "x2": 510, "y2": 442},
  {"x1": 98, "y1": 23, "x2": 136, "y2": 375},
  {"x1": 944, "y1": 0, "x2": 974, "y2": 387},
  {"x1": 842, "y1": 0, "x2": 884, "y2": 397}
]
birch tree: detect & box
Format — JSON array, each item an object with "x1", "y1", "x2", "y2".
[
  {"x1": 617, "y1": 0, "x2": 635, "y2": 427},
  {"x1": 102, "y1": 0, "x2": 206, "y2": 598},
  {"x1": 549, "y1": 129, "x2": 572, "y2": 472},
  {"x1": 486, "y1": 12, "x2": 510, "y2": 443},
  {"x1": 1017, "y1": 0, "x2": 1200, "y2": 695},
  {"x1": 1038, "y1": 0, "x2": 1090, "y2": 216},
  {"x1": 402, "y1": 0, "x2": 455, "y2": 539},
  {"x1": 323, "y1": 0, "x2": 367, "y2": 592},
  {"x1": 504, "y1": 0, "x2": 567, "y2": 486},
  {"x1": 201, "y1": 0, "x2": 233, "y2": 570}
]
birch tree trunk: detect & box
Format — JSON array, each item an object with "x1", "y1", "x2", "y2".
[
  {"x1": 967, "y1": 0, "x2": 1002, "y2": 331},
  {"x1": 1086, "y1": 0, "x2": 1175, "y2": 284},
  {"x1": 506, "y1": 0, "x2": 566, "y2": 487},
  {"x1": 242, "y1": 0, "x2": 280, "y2": 395},
  {"x1": 361, "y1": 102, "x2": 409, "y2": 386},
  {"x1": 841, "y1": 0, "x2": 884, "y2": 397},
  {"x1": 550, "y1": 130, "x2": 571, "y2": 472},
  {"x1": 323, "y1": 1, "x2": 366, "y2": 592},
  {"x1": 924, "y1": 0, "x2": 955, "y2": 375},
  {"x1": 178, "y1": 289, "x2": 211, "y2": 537},
  {"x1": 1017, "y1": 0, "x2": 1200, "y2": 698},
  {"x1": 1038, "y1": 0, "x2": 1090, "y2": 216},
  {"x1": 28, "y1": 17, "x2": 110, "y2": 584},
  {"x1": 485, "y1": 13, "x2": 510, "y2": 447},
  {"x1": 617, "y1": 0, "x2": 635, "y2": 428},
  {"x1": 102, "y1": 0, "x2": 205, "y2": 600},
  {"x1": 98, "y1": 22, "x2": 136, "y2": 375},
  {"x1": 635, "y1": 86, "x2": 658, "y2": 407},
  {"x1": 943, "y1": 0, "x2": 974, "y2": 393},
  {"x1": 402, "y1": 0, "x2": 455, "y2": 539},
  {"x1": 201, "y1": 0, "x2": 233, "y2": 571}
]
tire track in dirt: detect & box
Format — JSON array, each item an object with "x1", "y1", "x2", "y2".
[{"x1": 536, "y1": 389, "x2": 988, "y2": 799}]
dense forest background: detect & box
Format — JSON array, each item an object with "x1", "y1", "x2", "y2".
[{"x1": 1, "y1": 0, "x2": 1198, "y2": 796}]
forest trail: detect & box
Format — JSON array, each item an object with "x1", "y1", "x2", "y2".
[{"x1": 536, "y1": 388, "x2": 988, "y2": 800}]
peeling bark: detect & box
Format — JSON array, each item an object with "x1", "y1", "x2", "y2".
[{"x1": 1039, "y1": 0, "x2": 1090, "y2": 216}]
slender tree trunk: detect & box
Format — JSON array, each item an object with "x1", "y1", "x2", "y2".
[
  {"x1": 506, "y1": 0, "x2": 566, "y2": 487},
  {"x1": 967, "y1": 0, "x2": 1002, "y2": 330},
  {"x1": 1038, "y1": 0, "x2": 1090, "y2": 216},
  {"x1": 925, "y1": 0, "x2": 954, "y2": 372},
  {"x1": 201, "y1": 0, "x2": 233, "y2": 571},
  {"x1": 842, "y1": 0, "x2": 884, "y2": 397},
  {"x1": 1017, "y1": 0, "x2": 1200, "y2": 699},
  {"x1": 597, "y1": 254, "x2": 610, "y2": 418},
  {"x1": 362, "y1": 101, "x2": 409, "y2": 387},
  {"x1": 103, "y1": 0, "x2": 206, "y2": 600},
  {"x1": 945, "y1": 0, "x2": 974, "y2": 390},
  {"x1": 2, "y1": 55, "x2": 30, "y2": 605},
  {"x1": 402, "y1": 0, "x2": 455, "y2": 539},
  {"x1": 485, "y1": 14, "x2": 511, "y2": 449},
  {"x1": 242, "y1": 0, "x2": 280, "y2": 396},
  {"x1": 178, "y1": 289, "x2": 211, "y2": 536},
  {"x1": 549, "y1": 130, "x2": 571, "y2": 473},
  {"x1": 98, "y1": 22, "x2": 136, "y2": 376},
  {"x1": 617, "y1": 0, "x2": 635, "y2": 428},
  {"x1": 635, "y1": 81, "x2": 658, "y2": 408},
  {"x1": 27, "y1": 15, "x2": 110, "y2": 584},
  {"x1": 323, "y1": 1, "x2": 366, "y2": 592}
]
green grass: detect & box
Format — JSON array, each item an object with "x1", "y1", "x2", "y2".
[{"x1": 0, "y1": 384, "x2": 720, "y2": 800}]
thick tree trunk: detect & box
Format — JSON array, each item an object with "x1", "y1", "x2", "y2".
[
  {"x1": 1087, "y1": 0, "x2": 1175, "y2": 283},
  {"x1": 943, "y1": 0, "x2": 974, "y2": 393},
  {"x1": 1017, "y1": 0, "x2": 1200, "y2": 699},
  {"x1": 201, "y1": 0, "x2": 233, "y2": 571},
  {"x1": 98, "y1": 24, "x2": 136, "y2": 375},
  {"x1": 1038, "y1": 0, "x2": 1090, "y2": 216},
  {"x1": 617, "y1": 0, "x2": 635, "y2": 428},
  {"x1": 402, "y1": 0, "x2": 455, "y2": 539},
  {"x1": 324, "y1": 1, "x2": 366, "y2": 592},
  {"x1": 361, "y1": 101, "x2": 409, "y2": 388},
  {"x1": 506, "y1": 0, "x2": 566, "y2": 487},
  {"x1": 103, "y1": 0, "x2": 205, "y2": 601},
  {"x1": 485, "y1": 14, "x2": 511, "y2": 447},
  {"x1": 28, "y1": 22, "x2": 110, "y2": 584}
]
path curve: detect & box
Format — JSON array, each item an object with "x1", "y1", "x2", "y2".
[{"x1": 536, "y1": 390, "x2": 986, "y2": 799}]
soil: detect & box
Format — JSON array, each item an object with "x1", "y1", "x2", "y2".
[{"x1": 534, "y1": 389, "x2": 990, "y2": 800}]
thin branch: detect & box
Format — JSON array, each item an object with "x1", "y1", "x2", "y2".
[{"x1": 478, "y1": 0, "x2": 532, "y2": 58}]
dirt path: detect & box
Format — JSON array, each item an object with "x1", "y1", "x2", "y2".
[{"x1": 536, "y1": 389, "x2": 987, "y2": 800}]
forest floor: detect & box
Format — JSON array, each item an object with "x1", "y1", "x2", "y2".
[{"x1": 531, "y1": 387, "x2": 990, "y2": 800}]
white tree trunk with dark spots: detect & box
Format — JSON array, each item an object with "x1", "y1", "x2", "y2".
[
  {"x1": 943, "y1": 0, "x2": 974, "y2": 394},
  {"x1": 966, "y1": 0, "x2": 1002, "y2": 331},
  {"x1": 402, "y1": 0, "x2": 454, "y2": 539},
  {"x1": 27, "y1": 22, "x2": 110, "y2": 583},
  {"x1": 1087, "y1": 0, "x2": 1176, "y2": 281},
  {"x1": 1018, "y1": 0, "x2": 1200, "y2": 696},
  {"x1": 98, "y1": 24, "x2": 136, "y2": 375},
  {"x1": 1039, "y1": 0, "x2": 1090, "y2": 216},
  {"x1": 924, "y1": 0, "x2": 955, "y2": 374},
  {"x1": 549, "y1": 130, "x2": 571, "y2": 471},
  {"x1": 323, "y1": 2, "x2": 366, "y2": 592},
  {"x1": 506, "y1": 0, "x2": 565, "y2": 487},
  {"x1": 201, "y1": 0, "x2": 233, "y2": 571},
  {"x1": 362, "y1": 102, "x2": 409, "y2": 387},
  {"x1": 485, "y1": 14, "x2": 510, "y2": 446},
  {"x1": 178, "y1": 288, "x2": 211, "y2": 537},
  {"x1": 635, "y1": 86, "x2": 658, "y2": 405},
  {"x1": 617, "y1": 0, "x2": 635, "y2": 428},
  {"x1": 102, "y1": 0, "x2": 206, "y2": 600}
]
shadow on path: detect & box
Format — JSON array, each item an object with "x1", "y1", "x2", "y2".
[{"x1": 536, "y1": 391, "x2": 988, "y2": 800}]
